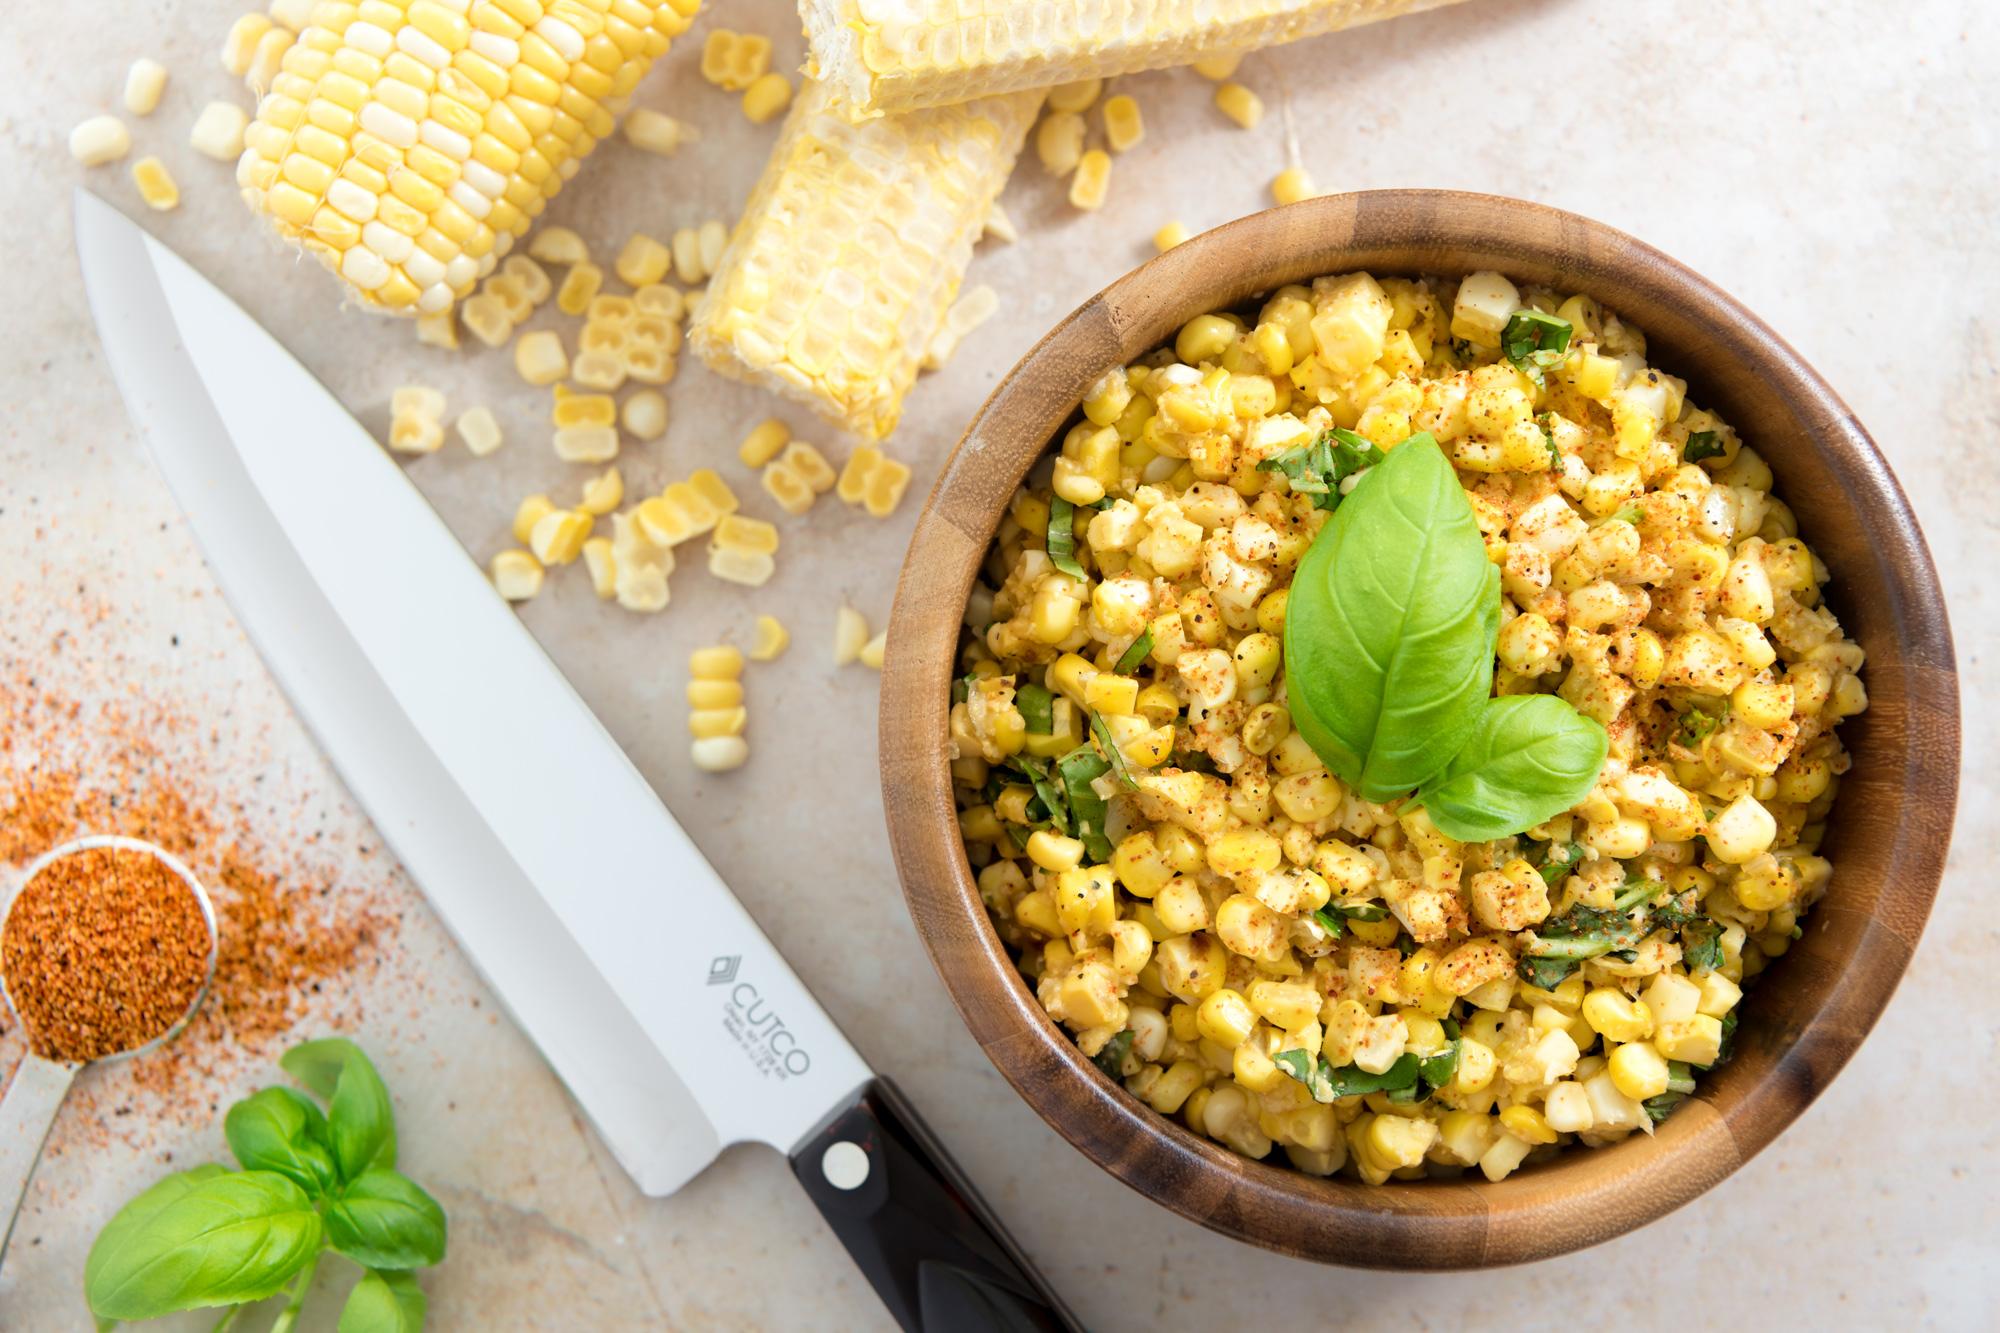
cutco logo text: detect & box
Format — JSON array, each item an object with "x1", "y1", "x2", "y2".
[{"x1": 712, "y1": 959, "x2": 812, "y2": 1079}]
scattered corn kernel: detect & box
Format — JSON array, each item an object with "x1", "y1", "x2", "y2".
[
  {"x1": 221, "y1": 13, "x2": 271, "y2": 76},
  {"x1": 1192, "y1": 53, "x2": 1242, "y2": 80},
  {"x1": 1036, "y1": 111, "x2": 1085, "y2": 176},
  {"x1": 688, "y1": 468, "x2": 740, "y2": 516},
  {"x1": 688, "y1": 679, "x2": 744, "y2": 708},
  {"x1": 501, "y1": 256, "x2": 552, "y2": 306},
  {"x1": 513, "y1": 494, "x2": 557, "y2": 544},
  {"x1": 1154, "y1": 221, "x2": 1192, "y2": 252},
  {"x1": 553, "y1": 425, "x2": 619, "y2": 463},
  {"x1": 1215, "y1": 82, "x2": 1263, "y2": 129},
  {"x1": 690, "y1": 736, "x2": 749, "y2": 773},
  {"x1": 415, "y1": 312, "x2": 458, "y2": 351},
  {"x1": 762, "y1": 461, "x2": 815, "y2": 515},
  {"x1": 984, "y1": 203, "x2": 1019, "y2": 244},
  {"x1": 700, "y1": 29, "x2": 772, "y2": 91},
  {"x1": 861, "y1": 458, "x2": 912, "y2": 518},
  {"x1": 739, "y1": 419, "x2": 789, "y2": 468},
  {"x1": 671, "y1": 227, "x2": 704, "y2": 285},
  {"x1": 571, "y1": 349, "x2": 626, "y2": 391},
  {"x1": 189, "y1": 102, "x2": 248, "y2": 160},
  {"x1": 750, "y1": 615, "x2": 789, "y2": 661},
  {"x1": 582, "y1": 538, "x2": 616, "y2": 599},
  {"x1": 780, "y1": 441, "x2": 837, "y2": 492},
  {"x1": 132, "y1": 156, "x2": 178, "y2": 210},
  {"x1": 1102, "y1": 95, "x2": 1144, "y2": 151},
  {"x1": 624, "y1": 109, "x2": 697, "y2": 157},
  {"x1": 623, "y1": 390, "x2": 669, "y2": 441},
  {"x1": 1047, "y1": 79, "x2": 1103, "y2": 113},
  {"x1": 834, "y1": 606, "x2": 870, "y2": 666},
  {"x1": 715, "y1": 515, "x2": 780, "y2": 555},
  {"x1": 690, "y1": 707, "x2": 748, "y2": 740},
  {"x1": 1272, "y1": 166, "x2": 1318, "y2": 205},
  {"x1": 557, "y1": 262, "x2": 604, "y2": 317},
  {"x1": 616, "y1": 234, "x2": 672, "y2": 288},
  {"x1": 837, "y1": 446, "x2": 883, "y2": 504},
  {"x1": 697, "y1": 220, "x2": 729, "y2": 275},
  {"x1": 514, "y1": 330, "x2": 569, "y2": 386},
  {"x1": 490, "y1": 550, "x2": 543, "y2": 601},
  {"x1": 528, "y1": 227, "x2": 589, "y2": 266},
  {"x1": 552, "y1": 387, "x2": 616, "y2": 429},
  {"x1": 708, "y1": 547, "x2": 777, "y2": 587},
  {"x1": 691, "y1": 645, "x2": 746, "y2": 680},
  {"x1": 742, "y1": 73, "x2": 793, "y2": 125},
  {"x1": 124, "y1": 59, "x2": 168, "y2": 116},
  {"x1": 529, "y1": 509, "x2": 591, "y2": 566},
  {"x1": 1069, "y1": 150, "x2": 1111, "y2": 211},
  {"x1": 387, "y1": 413, "x2": 443, "y2": 455},
  {"x1": 633, "y1": 283, "x2": 686, "y2": 321},
  {"x1": 858, "y1": 631, "x2": 888, "y2": 670},
  {"x1": 460, "y1": 294, "x2": 512, "y2": 349},
  {"x1": 579, "y1": 467, "x2": 624, "y2": 516},
  {"x1": 391, "y1": 385, "x2": 446, "y2": 421},
  {"x1": 455, "y1": 407, "x2": 503, "y2": 457}
]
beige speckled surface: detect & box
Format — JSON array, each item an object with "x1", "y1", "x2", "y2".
[{"x1": 1, "y1": 0, "x2": 1994, "y2": 1327}]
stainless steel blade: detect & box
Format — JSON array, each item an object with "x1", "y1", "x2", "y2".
[{"x1": 73, "y1": 191, "x2": 871, "y2": 1194}]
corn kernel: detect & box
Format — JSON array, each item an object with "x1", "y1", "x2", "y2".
[
  {"x1": 838, "y1": 445, "x2": 884, "y2": 504},
  {"x1": 1192, "y1": 53, "x2": 1242, "y2": 80},
  {"x1": 455, "y1": 406, "x2": 503, "y2": 457},
  {"x1": 124, "y1": 57, "x2": 168, "y2": 116},
  {"x1": 739, "y1": 418, "x2": 790, "y2": 468},
  {"x1": 553, "y1": 424, "x2": 618, "y2": 463},
  {"x1": 715, "y1": 514, "x2": 780, "y2": 555},
  {"x1": 742, "y1": 72, "x2": 792, "y2": 125},
  {"x1": 624, "y1": 108, "x2": 696, "y2": 157},
  {"x1": 622, "y1": 389, "x2": 669, "y2": 441},
  {"x1": 529, "y1": 509, "x2": 590, "y2": 565},
  {"x1": 690, "y1": 736, "x2": 749, "y2": 772},
  {"x1": 708, "y1": 546, "x2": 777, "y2": 588},
  {"x1": 834, "y1": 606, "x2": 870, "y2": 666},
  {"x1": 1026, "y1": 829, "x2": 1085, "y2": 872},
  {"x1": 862, "y1": 459, "x2": 912, "y2": 518},
  {"x1": 415, "y1": 312, "x2": 458, "y2": 351},
  {"x1": 552, "y1": 387, "x2": 616, "y2": 429},
  {"x1": 571, "y1": 349, "x2": 626, "y2": 391},
  {"x1": 1069, "y1": 150, "x2": 1111, "y2": 211},
  {"x1": 500, "y1": 256, "x2": 551, "y2": 306},
  {"x1": 578, "y1": 467, "x2": 624, "y2": 516},
  {"x1": 556, "y1": 261, "x2": 603, "y2": 316},
  {"x1": 582, "y1": 537, "x2": 615, "y2": 599},
  {"x1": 1153, "y1": 221, "x2": 1190, "y2": 252},
  {"x1": 700, "y1": 29, "x2": 771, "y2": 92},
  {"x1": 514, "y1": 329, "x2": 569, "y2": 385},
  {"x1": 528, "y1": 226, "x2": 589, "y2": 266},
  {"x1": 1271, "y1": 166, "x2": 1318, "y2": 206},
  {"x1": 1102, "y1": 95, "x2": 1144, "y2": 152},
  {"x1": 387, "y1": 412, "x2": 444, "y2": 455},
  {"x1": 132, "y1": 156, "x2": 179, "y2": 211},
  {"x1": 460, "y1": 294, "x2": 512, "y2": 348},
  {"x1": 763, "y1": 462, "x2": 815, "y2": 515},
  {"x1": 690, "y1": 707, "x2": 748, "y2": 740},
  {"x1": 750, "y1": 615, "x2": 789, "y2": 661},
  {"x1": 1608, "y1": 1041, "x2": 1672, "y2": 1101},
  {"x1": 780, "y1": 441, "x2": 836, "y2": 492},
  {"x1": 1048, "y1": 78, "x2": 1103, "y2": 113},
  {"x1": 190, "y1": 102, "x2": 249, "y2": 160},
  {"x1": 1036, "y1": 110, "x2": 1084, "y2": 176},
  {"x1": 615, "y1": 233, "x2": 672, "y2": 287},
  {"x1": 1499, "y1": 1104, "x2": 1558, "y2": 1146},
  {"x1": 70, "y1": 114, "x2": 132, "y2": 166},
  {"x1": 1214, "y1": 82, "x2": 1263, "y2": 129},
  {"x1": 490, "y1": 549, "x2": 543, "y2": 600}
]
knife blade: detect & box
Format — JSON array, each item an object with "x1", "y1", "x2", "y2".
[{"x1": 73, "y1": 191, "x2": 1074, "y2": 1331}]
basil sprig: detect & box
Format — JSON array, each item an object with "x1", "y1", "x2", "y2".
[
  {"x1": 1501, "y1": 310, "x2": 1574, "y2": 386},
  {"x1": 1255, "y1": 427, "x2": 1383, "y2": 512},
  {"x1": 1282, "y1": 436, "x2": 1606, "y2": 840},
  {"x1": 85, "y1": 1038, "x2": 446, "y2": 1330}
]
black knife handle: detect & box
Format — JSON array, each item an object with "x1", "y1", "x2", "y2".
[{"x1": 791, "y1": 1077, "x2": 1079, "y2": 1332}]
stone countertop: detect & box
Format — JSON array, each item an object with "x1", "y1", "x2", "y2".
[{"x1": 2, "y1": 0, "x2": 1995, "y2": 1327}]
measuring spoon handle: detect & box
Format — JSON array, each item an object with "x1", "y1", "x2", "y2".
[{"x1": 0, "y1": 1053, "x2": 78, "y2": 1262}]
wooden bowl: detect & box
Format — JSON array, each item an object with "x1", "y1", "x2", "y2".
[{"x1": 879, "y1": 190, "x2": 1959, "y2": 1268}]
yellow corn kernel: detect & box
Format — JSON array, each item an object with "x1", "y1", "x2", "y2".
[
  {"x1": 1192, "y1": 52, "x2": 1242, "y2": 81},
  {"x1": 551, "y1": 387, "x2": 616, "y2": 429},
  {"x1": 691, "y1": 645, "x2": 746, "y2": 681},
  {"x1": 571, "y1": 349, "x2": 626, "y2": 392},
  {"x1": 553, "y1": 425, "x2": 619, "y2": 463},
  {"x1": 621, "y1": 389, "x2": 668, "y2": 442},
  {"x1": 742, "y1": 72, "x2": 793, "y2": 124},
  {"x1": 455, "y1": 406, "x2": 503, "y2": 457},
  {"x1": 529, "y1": 509, "x2": 591, "y2": 566},
  {"x1": 1069, "y1": 149, "x2": 1111, "y2": 211},
  {"x1": 512, "y1": 493, "x2": 557, "y2": 544},
  {"x1": 700, "y1": 29, "x2": 771, "y2": 92},
  {"x1": 490, "y1": 549, "x2": 543, "y2": 601},
  {"x1": 739, "y1": 419, "x2": 790, "y2": 468},
  {"x1": 460, "y1": 294, "x2": 513, "y2": 348},
  {"x1": 689, "y1": 707, "x2": 748, "y2": 740},
  {"x1": 833, "y1": 605, "x2": 871, "y2": 666},
  {"x1": 132, "y1": 156, "x2": 179, "y2": 210},
  {"x1": 1026, "y1": 829, "x2": 1085, "y2": 873},
  {"x1": 1102, "y1": 94, "x2": 1143, "y2": 151},
  {"x1": 1035, "y1": 110, "x2": 1085, "y2": 176},
  {"x1": 779, "y1": 441, "x2": 837, "y2": 492},
  {"x1": 688, "y1": 679, "x2": 745, "y2": 709},
  {"x1": 838, "y1": 445, "x2": 884, "y2": 504},
  {"x1": 689, "y1": 469, "x2": 741, "y2": 517},
  {"x1": 1581, "y1": 989, "x2": 1653, "y2": 1044},
  {"x1": 528, "y1": 227, "x2": 589, "y2": 266},
  {"x1": 1195, "y1": 989, "x2": 1257, "y2": 1049},
  {"x1": 1153, "y1": 221, "x2": 1191, "y2": 252},
  {"x1": 415, "y1": 312, "x2": 458, "y2": 352},
  {"x1": 625, "y1": 108, "x2": 697, "y2": 157},
  {"x1": 578, "y1": 467, "x2": 624, "y2": 516},
  {"x1": 750, "y1": 614, "x2": 790, "y2": 661},
  {"x1": 862, "y1": 458, "x2": 912, "y2": 518},
  {"x1": 70, "y1": 114, "x2": 131, "y2": 166},
  {"x1": 1214, "y1": 82, "x2": 1262, "y2": 129},
  {"x1": 1084, "y1": 673, "x2": 1139, "y2": 716},
  {"x1": 615, "y1": 233, "x2": 672, "y2": 287},
  {"x1": 715, "y1": 514, "x2": 781, "y2": 556},
  {"x1": 514, "y1": 329, "x2": 569, "y2": 385},
  {"x1": 1047, "y1": 78, "x2": 1103, "y2": 113},
  {"x1": 582, "y1": 537, "x2": 615, "y2": 599},
  {"x1": 762, "y1": 461, "x2": 816, "y2": 516},
  {"x1": 1499, "y1": 1104, "x2": 1559, "y2": 1146},
  {"x1": 1271, "y1": 166, "x2": 1318, "y2": 206},
  {"x1": 501, "y1": 255, "x2": 552, "y2": 306},
  {"x1": 1607, "y1": 1041, "x2": 1672, "y2": 1101},
  {"x1": 690, "y1": 736, "x2": 750, "y2": 773},
  {"x1": 557, "y1": 260, "x2": 603, "y2": 315}
]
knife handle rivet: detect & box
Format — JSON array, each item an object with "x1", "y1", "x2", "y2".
[{"x1": 822, "y1": 1140, "x2": 869, "y2": 1190}]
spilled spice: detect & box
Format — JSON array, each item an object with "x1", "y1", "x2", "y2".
[{"x1": 2, "y1": 845, "x2": 211, "y2": 1062}]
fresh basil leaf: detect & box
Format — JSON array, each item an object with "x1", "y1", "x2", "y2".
[
  {"x1": 1088, "y1": 710, "x2": 1139, "y2": 790},
  {"x1": 85, "y1": 1169, "x2": 322, "y2": 1320},
  {"x1": 1418, "y1": 1021, "x2": 1462, "y2": 1093},
  {"x1": 1056, "y1": 746, "x2": 1114, "y2": 862},
  {"x1": 339, "y1": 1270, "x2": 427, "y2": 1333},
  {"x1": 1683, "y1": 430, "x2": 1727, "y2": 463},
  {"x1": 1415, "y1": 695, "x2": 1608, "y2": 843},
  {"x1": 1046, "y1": 497, "x2": 1086, "y2": 580},
  {"x1": 1091, "y1": 1029, "x2": 1135, "y2": 1080},
  {"x1": 1702, "y1": 1011, "x2": 1741, "y2": 1070},
  {"x1": 1114, "y1": 631, "x2": 1153, "y2": 675},
  {"x1": 1311, "y1": 901, "x2": 1390, "y2": 939},
  {"x1": 1016, "y1": 682, "x2": 1055, "y2": 735},
  {"x1": 225, "y1": 1088, "x2": 339, "y2": 1196},
  {"x1": 283, "y1": 1038, "x2": 396, "y2": 1181},
  {"x1": 1501, "y1": 310, "x2": 1573, "y2": 386},
  {"x1": 1283, "y1": 436, "x2": 1501, "y2": 801},
  {"x1": 1310, "y1": 907, "x2": 1345, "y2": 939},
  {"x1": 1255, "y1": 428, "x2": 1383, "y2": 512},
  {"x1": 1642, "y1": 1091, "x2": 1686, "y2": 1125},
  {"x1": 1517, "y1": 954, "x2": 1580, "y2": 989},
  {"x1": 1665, "y1": 1060, "x2": 1697, "y2": 1095},
  {"x1": 1681, "y1": 920, "x2": 1724, "y2": 973},
  {"x1": 1006, "y1": 755, "x2": 1071, "y2": 835},
  {"x1": 323, "y1": 1170, "x2": 448, "y2": 1271},
  {"x1": 1535, "y1": 842, "x2": 1584, "y2": 887},
  {"x1": 1271, "y1": 1049, "x2": 1422, "y2": 1103}
]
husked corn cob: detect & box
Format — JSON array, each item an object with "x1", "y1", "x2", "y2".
[
  {"x1": 238, "y1": 0, "x2": 701, "y2": 314},
  {"x1": 689, "y1": 78, "x2": 1039, "y2": 439},
  {"x1": 802, "y1": 0, "x2": 1464, "y2": 118}
]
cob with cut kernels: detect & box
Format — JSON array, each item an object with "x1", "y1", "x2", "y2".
[
  {"x1": 689, "y1": 78, "x2": 1040, "y2": 440},
  {"x1": 803, "y1": 0, "x2": 1468, "y2": 119},
  {"x1": 236, "y1": 0, "x2": 700, "y2": 314}
]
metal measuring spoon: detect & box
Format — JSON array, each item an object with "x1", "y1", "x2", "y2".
[{"x1": 0, "y1": 835, "x2": 219, "y2": 1259}]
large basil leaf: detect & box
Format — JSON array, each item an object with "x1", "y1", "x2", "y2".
[
  {"x1": 85, "y1": 1169, "x2": 321, "y2": 1319},
  {"x1": 1415, "y1": 694, "x2": 1607, "y2": 842},
  {"x1": 1271, "y1": 1049, "x2": 1422, "y2": 1103},
  {"x1": 283, "y1": 1038, "x2": 397, "y2": 1181},
  {"x1": 1283, "y1": 435, "x2": 1500, "y2": 800},
  {"x1": 226, "y1": 1087, "x2": 339, "y2": 1195},
  {"x1": 324, "y1": 1169, "x2": 448, "y2": 1270},
  {"x1": 339, "y1": 1270, "x2": 428, "y2": 1333}
]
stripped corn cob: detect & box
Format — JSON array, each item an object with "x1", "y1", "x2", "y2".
[
  {"x1": 802, "y1": 0, "x2": 1465, "y2": 118},
  {"x1": 689, "y1": 78, "x2": 1038, "y2": 439},
  {"x1": 238, "y1": 0, "x2": 701, "y2": 314}
]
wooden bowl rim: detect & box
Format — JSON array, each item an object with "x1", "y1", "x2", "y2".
[{"x1": 879, "y1": 190, "x2": 1960, "y2": 1268}]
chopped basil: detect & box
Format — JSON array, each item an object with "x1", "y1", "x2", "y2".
[
  {"x1": 952, "y1": 672, "x2": 976, "y2": 705},
  {"x1": 1016, "y1": 682, "x2": 1055, "y2": 735},
  {"x1": 1610, "y1": 505, "x2": 1644, "y2": 525},
  {"x1": 1005, "y1": 755, "x2": 1070, "y2": 836},
  {"x1": 1642, "y1": 1091, "x2": 1686, "y2": 1125},
  {"x1": 1055, "y1": 745, "x2": 1115, "y2": 863},
  {"x1": 1677, "y1": 700, "x2": 1729, "y2": 747},
  {"x1": 1684, "y1": 430, "x2": 1727, "y2": 463},
  {"x1": 1046, "y1": 496, "x2": 1086, "y2": 580},
  {"x1": 1091, "y1": 1029, "x2": 1135, "y2": 1081},
  {"x1": 1416, "y1": 1019, "x2": 1462, "y2": 1094},
  {"x1": 1535, "y1": 842, "x2": 1585, "y2": 887},
  {"x1": 1088, "y1": 710, "x2": 1140, "y2": 789},
  {"x1": 1271, "y1": 1049, "x2": 1421, "y2": 1103},
  {"x1": 1114, "y1": 630, "x2": 1154, "y2": 675},
  {"x1": 1311, "y1": 901, "x2": 1391, "y2": 939},
  {"x1": 1501, "y1": 310, "x2": 1574, "y2": 386},
  {"x1": 1253, "y1": 427, "x2": 1383, "y2": 513},
  {"x1": 1682, "y1": 920, "x2": 1725, "y2": 973},
  {"x1": 1538, "y1": 417, "x2": 1562, "y2": 470}
]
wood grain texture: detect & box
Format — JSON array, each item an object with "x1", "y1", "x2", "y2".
[{"x1": 877, "y1": 191, "x2": 1960, "y2": 1269}]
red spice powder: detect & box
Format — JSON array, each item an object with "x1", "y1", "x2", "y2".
[{"x1": 2, "y1": 845, "x2": 212, "y2": 1062}]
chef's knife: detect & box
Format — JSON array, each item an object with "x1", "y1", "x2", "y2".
[{"x1": 73, "y1": 190, "x2": 1075, "y2": 1332}]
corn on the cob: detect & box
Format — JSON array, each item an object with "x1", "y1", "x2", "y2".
[
  {"x1": 237, "y1": 0, "x2": 701, "y2": 314},
  {"x1": 689, "y1": 78, "x2": 1039, "y2": 440},
  {"x1": 802, "y1": 0, "x2": 1464, "y2": 119}
]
